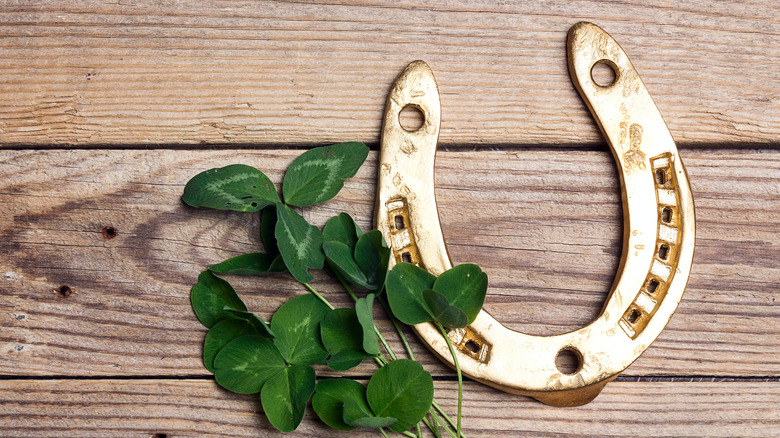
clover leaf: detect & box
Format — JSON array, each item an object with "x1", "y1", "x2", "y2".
[
  {"x1": 182, "y1": 164, "x2": 279, "y2": 212},
  {"x1": 261, "y1": 364, "x2": 316, "y2": 432},
  {"x1": 190, "y1": 270, "x2": 247, "y2": 328},
  {"x1": 312, "y1": 378, "x2": 397, "y2": 431},
  {"x1": 432, "y1": 263, "x2": 488, "y2": 324},
  {"x1": 423, "y1": 289, "x2": 468, "y2": 329},
  {"x1": 323, "y1": 229, "x2": 390, "y2": 291},
  {"x1": 354, "y1": 230, "x2": 390, "y2": 291},
  {"x1": 355, "y1": 294, "x2": 381, "y2": 355},
  {"x1": 366, "y1": 359, "x2": 434, "y2": 433},
  {"x1": 385, "y1": 263, "x2": 436, "y2": 325},
  {"x1": 282, "y1": 142, "x2": 369, "y2": 207},
  {"x1": 224, "y1": 309, "x2": 274, "y2": 338},
  {"x1": 261, "y1": 205, "x2": 280, "y2": 256},
  {"x1": 202, "y1": 318, "x2": 258, "y2": 373},
  {"x1": 321, "y1": 308, "x2": 377, "y2": 371},
  {"x1": 209, "y1": 252, "x2": 286, "y2": 276},
  {"x1": 213, "y1": 335, "x2": 286, "y2": 394},
  {"x1": 323, "y1": 212, "x2": 363, "y2": 249},
  {"x1": 271, "y1": 294, "x2": 329, "y2": 366},
  {"x1": 275, "y1": 203, "x2": 325, "y2": 283}
]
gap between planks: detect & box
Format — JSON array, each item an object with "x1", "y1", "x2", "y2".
[{"x1": 0, "y1": 379, "x2": 777, "y2": 437}]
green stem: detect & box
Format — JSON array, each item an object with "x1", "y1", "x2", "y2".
[
  {"x1": 416, "y1": 423, "x2": 423, "y2": 438},
  {"x1": 379, "y1": 428, "x2": 390, "y2": 438},
  {"x1": 400, "y1": 432, "x2": 416, "y2": 438},
  {"x1": 302, "y1": 283, "x2": 335, "y2": 310},
  {"x1": 437, "y1": 323, "x2": 463, "y2": 438},
  {"x1": 431, "y1": 402, "x2": 463, "y2": 438},
  {"x1": 379, "y1": 298, "x2": 416, "y2": 361}
]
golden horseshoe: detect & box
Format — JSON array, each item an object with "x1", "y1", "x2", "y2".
[{"x1": 375, "y1": 22, "x2": 696, "y2": 407}]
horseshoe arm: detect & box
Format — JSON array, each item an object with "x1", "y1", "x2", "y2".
[{"x1": 376, "y1": 24, "x2": 695, "y2": 407}]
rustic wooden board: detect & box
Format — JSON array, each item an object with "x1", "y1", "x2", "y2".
[
  {"x1": 0, "y1": 1, "x2": 778, "y2": 147},
  {"x1": 0, "y1": 379, "x2": 777, "y2": 437},
  {"x1": 1, "y1": 149, "x2": 777, "y2": 377}
]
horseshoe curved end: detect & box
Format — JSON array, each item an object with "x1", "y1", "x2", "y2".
[{"x1": 376, "y1": 24, "x2": 695, "y2": 407}]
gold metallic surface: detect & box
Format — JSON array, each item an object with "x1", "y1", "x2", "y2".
[{"x1": 375, "y1": 22, "x2": 695, "y2": 406}]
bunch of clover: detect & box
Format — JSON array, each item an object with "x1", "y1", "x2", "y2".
[{"x1": 183, "y1": 142, "x2": 487, "y2": 437}]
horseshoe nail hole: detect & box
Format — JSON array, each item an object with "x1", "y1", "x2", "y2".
[
  {"x1": 555, "y1": 348, "x2": 582, "y2": 375},
  {"x1": 591, "y1": 60, "x2": 617, "y2": 87},
  {"x1": 658, "y1": 244, "x2": 670, "y2": 261},
  {"x1": 394, "y1": 215, "x2": 405, "y2": 230},
  {"x1": 399, "y1": 104, "x2": 425, "y2": 132},
  {"x1": 250, "y1": 202, "x2": 258, "y2": 208},
  {"x1": 647, "y1": 279, "x2": 659, "y2": 294},
  {"x1": 655, "y1": 168, "x2": 668, "y2": 185},
  {"x1": 628, "y1": 309, "x2": 641, "y2": 324},
  {"x1": 101, "y1": 226, "x2": 117, "y2": 239},
  {"x1": 401, "y1": 252, "x2": 412, "y2": 263},
  {"x1": 661, "y1": 207, "x2": 673, "y2": 224},
  {"x1": 55, "y1": 285, "x2": 72, "y2": 299},
  {"x1": 464, "y1": 340, "x2": 480, "y2": 354},
  {"x1": 152, "y1": 434, "x2": 168, "y2": 438}
]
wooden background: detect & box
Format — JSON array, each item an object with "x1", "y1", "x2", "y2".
[{"x1": 1, "y1": 1, "x2": 778, "y2": 437}]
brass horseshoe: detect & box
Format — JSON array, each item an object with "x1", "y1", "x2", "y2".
[{"x1": 375, "y1": 22, "x2": 696, "y2": 407}]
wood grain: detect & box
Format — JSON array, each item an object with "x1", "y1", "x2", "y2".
[
  {"x1": 0, "y1": 379, "x2": 777, "y2": 437},
  {"x1": 1, "y1": 149, "x2": 777, "y2": 377},
  {"x1": 0, "y1": 1, "x2": 778, "y2": 147}
]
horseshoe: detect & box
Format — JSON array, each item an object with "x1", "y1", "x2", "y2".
[{"x1": 374, "y1": 22, "x2": 695, "y2": 407}]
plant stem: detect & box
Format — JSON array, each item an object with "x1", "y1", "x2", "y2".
[
  {"x1": 302, "y1": 283, "x2": 335, "y2": 310},
  {"x1": 379, "y1": 428, "x2": 390, "y2": 438},
  {"x1": 437, "y1": 323, "x2": 463, "y2": 438},
  {"x1": 416, "y1": 423, "x2": 423, "y2": 438},
  {"x1": 431, "y1": 402, "x2": 464, "y2": 438},
  {"x1": 379, "y1": 298, "x2": 416, "y2": 360}
]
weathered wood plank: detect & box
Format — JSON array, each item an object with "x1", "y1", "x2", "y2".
[
  {"x1": 0, "y1": 379, "x2": 777, "y2": 437},
  {"x1": 1, "y1": 149, "x2": 778, "y2": 376},
  {"x1": 0, "y1": 1, "x2": 778, "y2": 146}
]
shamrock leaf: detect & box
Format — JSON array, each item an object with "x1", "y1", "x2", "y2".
[
  {"x1": 213, "y1": 335, "x2": 286, "y2": 394},
  {"x1": 422, "y1": 289, "x2": 468, "y2": 329},
  {"x1": 190, "y1": 270, "x2": 247, "y2": 328},
  {"x1": 321, "y1": 308, "x2": 376, "y2": 371},
  {"x1": 202, "y1": 318, "x2": 258, "y2": 373},
  {"x1": 323, "y1": 241, "x2": 367, "y2": 287},
  {"x1": 312, "y1": 379, "x2": 396, "y2": 431},
  {"x1": 182, "y1": 164, "x2": 279, "y2": 212},
  {"x1": 355, "y1": 294, "x2": 381, "y2": 355},
  {"x1": 209, "y1": 252, "x2": 286, "y2": 276},
  {"x1": 432, "y1": 263, "x2": 488, "y2": 324},
  {"x1": 323, "y1": 213, "x2": 363, "y2": 249},
  {"x1": 261, "y1": 364, "x2": 316, "y2": 432},
  {"x1": 366, "y1": 359, "x2": 434, "y2": 433},
  {"x1": 324, "y1": 230, "x2": 390, "y2": 291},
  {"x1": 261, "y1": 205, "x2": 280, "y2": 256},
  {"x1": 354, "y1": 230, "x2": 390, "y2": 291},
  {"x1": 385, "y1": 263, "x2": 436, "y2": 325},
  {"x1": 275, "y1": 203, "x2": 325, "y2": 283},
  {"x1": 271, "y1": 294, "x2": 329, "y2": 366},
  {"x1": 224, "y1": 309, "x2": 274, "y2": 338},
  {"x1": 282, "y1": 142, "x2": 369, "y2": 207}
]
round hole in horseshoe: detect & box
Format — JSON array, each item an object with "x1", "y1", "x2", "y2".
[
  {"x1": 555, "y1": 347, "x2": 582, "y2": 375},
  {"x1": 399, "y1": 104, "x2": 425, "y2": 132},
  {"x1": 591, "y1": 59, "x2": 618, "y2": 87}
]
